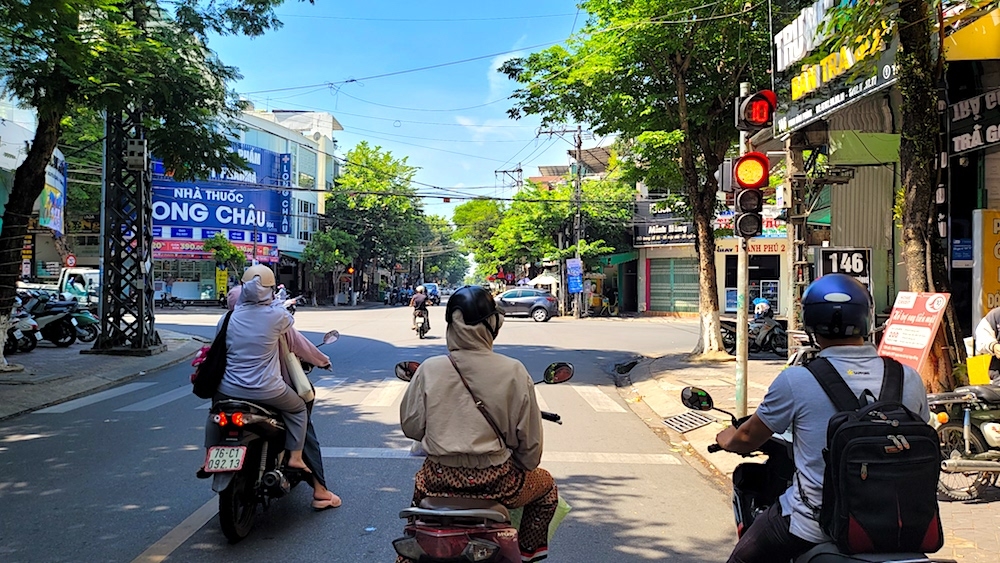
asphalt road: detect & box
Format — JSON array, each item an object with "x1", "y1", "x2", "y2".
[{"x1": 0, "y1": 305, "x2": 734, "y2": 562}]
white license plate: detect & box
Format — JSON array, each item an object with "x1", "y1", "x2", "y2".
[
  {"x1": 13, "y1": 329, "x2": 23, "y2": 339},
  {"x1": 33, "y1": 331, "x2": 41, "y2": 340},
  {"x1": 70, "y1": 318, "x2": 78, "y2": 326},
  {"x1": 416, "y1": 317, "x2": 424, "y2": 326},
  {"x1": 204, "y1": 446, "x2": 247, "y2": 472}
]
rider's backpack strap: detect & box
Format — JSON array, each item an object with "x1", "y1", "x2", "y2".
[
  {"x1": 805, "y1": 357, "x2": 862, "y2": 411},
  {"x1": 877, "y1": 357, "x2": 904, "y2": 403}
]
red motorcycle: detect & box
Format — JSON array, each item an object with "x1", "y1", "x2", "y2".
[{"x1": 391, "y1": 361, "x2": 573, "y2": 563}]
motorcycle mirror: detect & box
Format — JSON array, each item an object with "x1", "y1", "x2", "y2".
[
  {"x1": 321, "y1": 330, "x2": 340, "y2": 345},
  {"x1": 543, "y1": 362, "x2": 574, "y2": 384},
  {"x1": 681, "y1": 387, "x2": 714, "y2": 411},
  {"x1": 395, "y1": 361, "x2": 420, "y2": 382}
]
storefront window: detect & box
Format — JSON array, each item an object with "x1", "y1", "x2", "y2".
[
  {"x1": 154, "y1": 259, "x2": 221, "y2": 300},
  {"x1": 724, "y1": 254, "x2": 781, "y2": 312}
]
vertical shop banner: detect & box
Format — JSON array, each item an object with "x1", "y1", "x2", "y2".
[
  {"x1": 566, "y1": 258, "x2": 584, "y2": 294},
  {"x1": 877, "y1": 292, "x2": 951, "y2": 373},
  {"x1": 279, "y1": 153, "x2": 292, "y2": 236},
  {"x1": 973, "y1": 210, "x2": 1000, "y2": 329},
  {"x1": 216, "y1": 266, "x2": 229, "y2": 298}
]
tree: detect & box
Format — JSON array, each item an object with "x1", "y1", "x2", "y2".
[
  {"x1": 501, "y1": 0, "x2": 772, "y2": 357},
  {"x1": 302, "y1": 228, "x2": 359, "y2": 302},
  {"x1": 452, "y1": 199, "x2": 504, "y2": 277},
  {"x1": 419, "y1": 215, "x2": 468, "y2": 285},
  {"x1": 0, "y1": 0, "x2": 297, "y2": 367},
  {"x1": 203, "y1": 233, "x2": 246, "y2": 274}
]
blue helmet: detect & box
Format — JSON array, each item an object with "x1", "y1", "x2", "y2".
[{"x1": 801, "y1": 274, "x2": 873, "y2": 338}]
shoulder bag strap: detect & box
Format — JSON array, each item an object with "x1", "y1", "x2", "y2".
[
  {"x1": 878, "y1": 357, "x2": 904, "y2": 403},
  {"x1": 448, "y1": 354, "x2": 507, "y2": 448},
  {"x1": 805, "y1": 357, "x2": 862, "y2": 411}
]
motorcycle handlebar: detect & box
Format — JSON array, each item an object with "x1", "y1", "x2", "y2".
[
  {"x1": 707, "y1": 444, "x2": 723, "y2": 453},
  {"x1": 541, "y1": 411, "x2": 562, "y2": 424}
]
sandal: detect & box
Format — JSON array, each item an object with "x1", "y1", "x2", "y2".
[{"x1": 312, "y1": 491, "x2": 342, "y2": 511}]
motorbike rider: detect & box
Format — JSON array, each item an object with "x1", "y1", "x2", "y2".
[
  {"x1": 398, "y1": 285, "x2": 557, "y2": 563},
  {"x1": 223, "y1": 283, "x2": 341, "y2": 509},
  {"x1": 410, "y1": 285, "x2": 430, "y2": 331},
  {"x1": 714, "y1": 274, "x2": 929, "y2": 563},
  {"x1": 974, "y1": 305, "x2": 1000, "y2": 384},
  {"x1": 206, "y1": 266, "x2": 315, "y2": 503}
]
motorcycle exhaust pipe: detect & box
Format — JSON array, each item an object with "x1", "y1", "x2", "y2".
[
  {"x1": 261, "y1": 469, "x2": 291, "y2": 494},
  {"x1": 940, "y1": 459, "x2": 1000, "y2": 473}
]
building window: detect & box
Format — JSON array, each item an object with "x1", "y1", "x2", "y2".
[
  {"x1": 297, "y1": 199, "x2": 317, "y2": 241},
  {"x1": 297, "y1": 147, "x2": 317, "y2": 189}
]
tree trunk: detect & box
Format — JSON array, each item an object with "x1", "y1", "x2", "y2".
[
  {"x1": 898, "y1": 0, "x2": 957, "y2": 390},
  {"x1": 0, "y1": 107, "x2": 65, "y2": 368}
]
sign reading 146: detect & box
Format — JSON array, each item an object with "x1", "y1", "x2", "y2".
[{"x1": 816, "y1": 247, "x2": 872, "y2": 288}]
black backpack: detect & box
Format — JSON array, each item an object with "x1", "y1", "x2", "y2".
[{"x1": 804, "y1": 357, "x2": 943, "y2": 554}]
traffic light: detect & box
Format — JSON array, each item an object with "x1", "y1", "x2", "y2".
[
  {"x1": 733, "y1": 151, "x2": 769, "y2": 238},
  {"x1": 736, "y1": 90, "x2": 777, "y2": 131},
  {"x1": 347, "y1": 266, "x2": 355, "y2": 275}
]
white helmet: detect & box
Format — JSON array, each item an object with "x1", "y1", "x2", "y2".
[
  {"x1": 416, "y1": 285, "x2": 426, "y2": 294},
  {"x1": 242, "y1": 264, "x2": 276, "y2": 288}
]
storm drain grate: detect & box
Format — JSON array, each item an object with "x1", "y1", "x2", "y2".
[{"x1": 662, "y1": 411, "x2": 716, "y2": 434}]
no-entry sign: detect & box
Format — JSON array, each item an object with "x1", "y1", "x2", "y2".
[{"x1": 65, "y1": 254, "x2": 77, "y2": 267}]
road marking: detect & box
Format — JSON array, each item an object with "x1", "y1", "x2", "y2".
[
  {"x1": 130, "y1": 497, "x2": 217, "y2": 563},
  {"x1": 534, "y1": 388, "x2": 550, "y2": 411},
  {"x1": 35, "y1": 383, "x2": 158, "y2": 413},
  {"x1": 321, "y1": 447, "x2": 680, "y2": 465},
  {"x1": 116, "y1": 386, "x2": 191, "y2": 412},
  {"x1": 360, "y1": 378, "x2": 407, "y2": 407},
  {"x1": 572, "y1": 385, "x2": 627, "y2": 413}
]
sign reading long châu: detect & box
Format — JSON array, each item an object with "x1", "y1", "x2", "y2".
[{"x1": 949, "y1": 87, "x2": 1000, "y2": 156}]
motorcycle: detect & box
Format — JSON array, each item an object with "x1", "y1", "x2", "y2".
[
  {"x1": 284, "y1": 296, "x2": 303, "y2": 316},
  {"x1": 680, "y1": 386, "x2": 956, "y2": 563},
  {"x1": 720, "y1": 316, "x2": 788, "y2": 357},
  {"x1": 928, "y1": 385, "x2": 1000, "y2": 501},
  {"x1": 391, "y1": 361, "x2": 573, "y2": 563},
  {"x1": 415, "y1": 309, "x2": 429, "y2": 339},
  {"x1": 197, "y1": 329, "x2": 341, "y2": 543},
  {"x1": 5, "y1": 308, "x2": 39, "y2": 354},
  {"x1": 20, "y1": 292, "x2": 78, "y2": 347},
  {"x1": 157, "y1": 294, "x2": 186, "y2": 309},
  {"x1": 71, "y1": 309, "x2": 100, "y2": 343}
]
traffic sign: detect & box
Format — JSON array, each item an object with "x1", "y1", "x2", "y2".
[{"x1": 65, "y1": 254, "x2": 77, "y2": 267}]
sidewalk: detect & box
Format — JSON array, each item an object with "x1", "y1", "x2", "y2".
[
  {"x1": 617, "y1": 352, "x2": 1000, "y2": 562},
  {"x1": 0, "y1": 329, "x2": 205, "y2": 421}
]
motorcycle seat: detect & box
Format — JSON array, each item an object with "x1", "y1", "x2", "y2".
[
  {"x1": 954, "y1": 385, "x2": 1000, "y2": 404},
  {"x1": 795, "y1": 543, "x2": 933, "y2": 562},
  {"x1": 399, "y1": 497, "x2": 510, "y2": 523}
]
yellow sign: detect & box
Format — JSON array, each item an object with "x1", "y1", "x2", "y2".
[
  {"x1": 791, "y1": 27, "x2": 887, "y2": 101},
  {"x1": 979, "y1": 210, "x2": 1000, "y2": 319},
  {"x1": 216, "y1": 268, "x2": 229, "y2": 299}
]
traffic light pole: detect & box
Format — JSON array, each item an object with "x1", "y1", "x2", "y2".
[{"x1": 735, "y1": 82, "x2": 750, "y2": 419}]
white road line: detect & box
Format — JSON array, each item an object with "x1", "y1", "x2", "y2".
[
  {"x1": 359, "y1": 378, "x2": 407, "y2": 408},
  {"x1": 116, "y1": 386, "x2": 191, "y2": 412},
  {"x1": 534, "y1": 388, "x2": 550, "y2": 411},
  {"x1": 195, "y1": 401, "x2": 211, "y2": 410},
  {"x1": 130, "y1": 497, "x2": 218, "y2": 563},
  {"x1": 320, "y1": 447, "x2": 681, "y2": 465},
  {"x1": 35, "y1": 383, "x2": 158, "y2": 414},
  {"x1": 314, "y1": 378, "x2": 347, "y2": 401},
  {"x1": 572, "y1": 385, "x2": 627, "y2": 413}
]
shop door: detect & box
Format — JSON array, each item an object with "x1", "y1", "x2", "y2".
[
  {"x1": 649, "y1": 258, "x2": 699, "y2": 313},
  {"x1": 622, "y1": 260, "x2": 638, "y2": 312}
]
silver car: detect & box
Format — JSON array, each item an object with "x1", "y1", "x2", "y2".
[{"x1": 494, "y1": 288, "x2": 558, "y2": 322}]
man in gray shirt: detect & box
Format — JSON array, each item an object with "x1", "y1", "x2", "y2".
[{"x1": 715, "y1": 274, "x2": 930, "y2": 562}]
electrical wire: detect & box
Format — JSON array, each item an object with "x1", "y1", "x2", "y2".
[
  {"x1": 335, "y1": 129, "x2": 510, "y2": 163},
  {"x1": 332, "y1": 90, "x2": 510, "y2": 113}
]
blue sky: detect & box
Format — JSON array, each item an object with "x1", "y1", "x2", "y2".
[{"x1": 209, "y1": 1, "x2": 590, "y2": 219}]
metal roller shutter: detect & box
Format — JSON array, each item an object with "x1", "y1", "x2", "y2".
[{"x1": 649, "y1": 258, "x2": 699, "y2": 313}]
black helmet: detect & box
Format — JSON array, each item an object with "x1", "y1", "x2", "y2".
[
  {"x1": 446, "y1": 285, "x2": 503, "y2": 337},
  {"x1": 801, "y1": 274, "x2": 873, "y2": 338}
]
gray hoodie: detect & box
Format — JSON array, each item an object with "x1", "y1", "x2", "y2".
[{"x1": 217, "y1": 279, "x2": 294, "y2": 400}]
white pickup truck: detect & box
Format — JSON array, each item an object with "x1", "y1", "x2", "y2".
[{"x1": 18, "y1": 267, "x2": 100, "y2": 306}]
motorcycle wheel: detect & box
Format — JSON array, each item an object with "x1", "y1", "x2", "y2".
[
  {"x1": 770, "y1": 332, "x2": 788, "y2": 357},
  {"x1": 177, "y1": 301, "x2": 186, "y2": 310},
  {"x1": 418, "y1": 325, "x2": 426, "y2": 339},
  {"x1": 47, "y1": 322, "x2": 77, "y2": 347},
  {"x1": 937, "y1": 422, "x2": 993, "y2": 501},
  {"x1": 18, "y1": 335, "x2": 36, "y2": 353},
  {"x1": 219, "y1": 472, "x2": 257, "y2": 543},
  {"x1": 4, "y1": 335, "x2": 17, "y2": 355},
  {"x1": 78, "y1": 324, "x2": 99, "y2": 343},
  {"x1": 722, "y1": 329, "x2": 737, "y2": 355}
]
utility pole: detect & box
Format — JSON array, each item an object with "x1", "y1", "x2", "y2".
[
  {"x1": 573, "y1": 125, "x2": 583, "y2": 319},
  {"x1": 495, "y1": 165, "x2": 523, "y2": 199},
  {"x1": 735, "y1": 82, "x2": 751, "y2": 419}
]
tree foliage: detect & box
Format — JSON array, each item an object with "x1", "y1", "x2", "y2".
[
  {"x1": 203, "y1": 233, "x2": 246, "y2": 273},
  {"x1": 301, "y1": 229, "x2": 359, "y2": 276},
  {"x1": 419, "y1": 214, "x2": 469, "y2": 285}
]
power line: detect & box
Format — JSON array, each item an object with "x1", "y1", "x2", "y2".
[
  {"x1": 237, "y1": 11, "x2": 578, "y2": 23},
  {"x1": 342, "y1": 125, "x2": 536, "y2": 144},
  {"x1": 336, "y1": 129, "x2": 510, "y2": 163},
  {"x1": 333, "y1": 89, "x2": 509, "y2": 113}
]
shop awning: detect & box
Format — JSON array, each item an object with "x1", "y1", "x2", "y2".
[
  {"x1": 529, "y1": 274, "x2": 559, "y2": 286},
  {"x1": 280, "y1": 250, "x2": 303, "y2": 261},
  {"x1": 599, "y1": 251, "x2": 638, "y2": 267}
]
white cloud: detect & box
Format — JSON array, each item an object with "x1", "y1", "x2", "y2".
[{"x1": 454, "y1": 116, "x2": 527, "y2": 142}]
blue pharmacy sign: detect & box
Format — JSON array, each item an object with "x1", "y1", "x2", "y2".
[{"x1": 152, "y1": 143, "x2": 292, "y2": 235}]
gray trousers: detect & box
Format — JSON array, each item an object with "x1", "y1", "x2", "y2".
[{"x1": 210, "y1": 386, "x2": 307, "y2": 451}]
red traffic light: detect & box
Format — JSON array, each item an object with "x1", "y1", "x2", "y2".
[
  {"x1": 736, "y1": 90, "x2": 776, "y2": 131},
  {"x1": 733, "y1": 152, "x2": 770, "y2": 189}
]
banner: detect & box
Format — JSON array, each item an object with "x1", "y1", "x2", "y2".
[
  {"x1": 878, "y1": 292, "x2": 951, "y2": 373},
  {"x1": 973, "y1": 209, "x2": 1000, "y2": 329},
  {"x1": 153, "y1": 239, "x2": 277, "y2": 263}
]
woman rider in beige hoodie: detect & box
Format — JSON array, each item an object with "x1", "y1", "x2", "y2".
[{"x1": 399, "y1": 285, "x2": 557, "y2": 563}]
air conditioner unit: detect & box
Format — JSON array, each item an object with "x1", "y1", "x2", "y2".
[{"x1": 312, "y1": 131, "x2": 322, "y2": 142}]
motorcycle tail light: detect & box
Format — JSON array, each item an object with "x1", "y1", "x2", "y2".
[
  {"x1": 462, "y1": 539, "x2": 500, "y2": 561},
  {"x1": 215, "y1": 412, "x2": 228, "y2": 427},
  {"x1": 392, "y1": 537, "x2": 425, "y2": 560},
  {"x1": 936, "y1": 412, "x2": 949, "y2": 424},
  {"x1": 231, "y1": 412, "x2": 245, "y2": 426}
]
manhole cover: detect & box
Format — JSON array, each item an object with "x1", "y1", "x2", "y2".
[{"x1": 663, "y1": 411, "x2": 716, "y2": 433}]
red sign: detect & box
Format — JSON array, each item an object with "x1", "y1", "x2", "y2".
[
  {"x1": 65, "y1": 254, "x2": 76, "y2": 267},
  {"x1": 877, "y1": 292, "x2": 951, "y2": 372},
  {"x1": 153, "y1": 240, "x2": 276, "y2": 263}
]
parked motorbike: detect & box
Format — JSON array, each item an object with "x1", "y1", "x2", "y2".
[
  {"x1": 157, "y1": 294, "x2": 186, "y2": 309},
  {"x1": 720, "y1": 317, "x2": 788, "y2": 357},
  {"x1": 415, "y1": 309, "x2": 429, "y2": 339},
  {"x1": 71, "y1": 309, "x2": 100, "y2": 343},
  {"x1": 20, "y1": 292, "x2": 78, "y2": 347},
  {"x1": 929, "y1": 386, "x2": 1000, "y2": 501},
  {"x1": 197, "y1": 329, "x2": 341, "y2": 543},
  {"x1": 5, "y1": 308, "x2": 39, "y2": 354},
  {"x1": 680, "y1": 386, "x2": 956, "y2": 563},
  {"x1": 391, "y1": 361, "x2": 573, "y2": 563}
]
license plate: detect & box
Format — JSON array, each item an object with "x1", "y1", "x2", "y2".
[
  {"x1": 13, "y1": 329, "x2": 22, "y2": 339},
  {"x1": 70, "y1": 318, "x2": 78, "y2": 326},
  {"x1": 204, "y1": 446, "x2": 247, "y2": 472},
  {"x1": 33, "y1": 331, "x2": 41, "y2": 340},
  {"x1": 416, "y1": 317, "x2": 424, "y2": 326}
]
